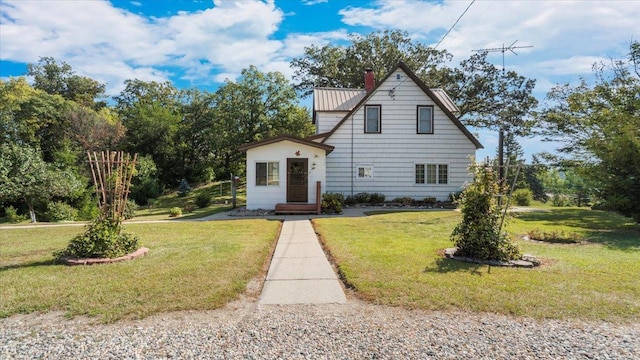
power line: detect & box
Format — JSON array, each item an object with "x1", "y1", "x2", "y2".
[{"x1": 434, "y1": 0, "x2": 476, "y2": 49}]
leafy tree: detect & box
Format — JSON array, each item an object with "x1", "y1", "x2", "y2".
[
  {"x1": 114, "y1": 80, "x2": 184, "y2": 187},
  {"x1": 212, "y1": 66, "x2": 314, "y2": 178},
  {"x1": 291, "y1": 29, "x2": 452, "y2": 97},
  {"x1": 538, "y1": 41, "x2": 640, "y2": 221},
  {"x1": 27, "y1": 57, "x2": 106, "y2": 108},
  {"x1": 0, "y1": 143, "x2": 83, "y2": 222}
]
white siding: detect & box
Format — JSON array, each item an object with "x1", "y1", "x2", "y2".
[
  {"x1": 316, "y1": 112, "x2": 348, "y2": 134},
  {"x1": 245, "y1": 141, "x2": 327, "y2": 209},
  {"x1": 323, "y1": 68, "x2": 476, "y2": 201}
]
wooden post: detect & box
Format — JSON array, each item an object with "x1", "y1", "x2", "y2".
[{"x1": 316, "y1": 181, "x2": 322, "y2": 215}]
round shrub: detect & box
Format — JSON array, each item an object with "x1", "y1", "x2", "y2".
[
  {"x1": 322, "y1": 193, "x2": 344, "y2": 214},
  {"x1": 195, "y1": 192, "x2": 212, "y2": 208},
  {"x1": 169, "y1": 207, "x2": 182, "y2": 217},
  {"x1": 123, "y1": 199, "x2": 138, "y2": 220},
  {"x1": 5, "y1": 205, "x2": 27, "y2": 223},
  {"x1": 46, "y1": 201, "x2": 78, "y2": 222},
  {"x1": 512, "y1": 188, "x2": 533, "y2": 206},
  {"x1": 55, "y1": 218, "x2": 139, "y2": 259}
]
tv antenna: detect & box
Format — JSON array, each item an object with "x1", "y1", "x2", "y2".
[
  {"x1": 473, "y1": 40, "x2": 533, "y2": 72},
  {"x1": 472, "y1": 40, "x2": 533, "y2": 182}
]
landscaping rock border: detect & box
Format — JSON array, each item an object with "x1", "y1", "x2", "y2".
[
  {"x1": 444, "y1": 248, "x2": 540, "y2": 268},
  {"x1": 60, "y1": 247, "x2": 150, "y2": 266}
]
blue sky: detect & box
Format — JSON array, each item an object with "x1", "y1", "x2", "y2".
[{"x1": 1, "y1": 0, "x2": 639, "y2": 160}]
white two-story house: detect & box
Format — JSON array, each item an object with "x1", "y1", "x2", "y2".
[{"x1": 239, "y1": 62, "x2": 483, "y2": 211}]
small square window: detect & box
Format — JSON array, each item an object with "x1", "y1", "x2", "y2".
[
  {"x1": 417, "y1": 106, "x2": 433, "y2": 134},
  {"x1": 365, "y1": 105, "x2": 381, "y2": 133},
  {"x1": 357, "y1": 166, "x2": 373, "y2": 179}
]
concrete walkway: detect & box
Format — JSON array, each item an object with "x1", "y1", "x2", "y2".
[{"x1": 259, "y1": 219, "x2": 347, "y2": 305}]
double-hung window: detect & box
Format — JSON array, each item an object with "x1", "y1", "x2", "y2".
[
  {"x1": 256, "y1": 161, "x2": 279, "y2": 186},
  {"x1": 417, "y1": 106, "x2": 434, "y2": 134},
  {"x1": 415, "y1": 163, "x2": 448, "y2": 184},
  {"x1": 365, "y1": 105, "x2": 381, "y2": 133}
]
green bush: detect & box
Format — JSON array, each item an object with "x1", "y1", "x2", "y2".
[
  {"x1": 195, "y1": 192, "x2": 212, "y2": 208},
  {"x1": 369, "y1": 193, "x2": 385, "y2": 204},
  {"x1": 449, "y1": 191, "x2": 463, "y2": 203},
  {"x1": 393, "y1": 197, "x2": 414, "y2": 205},
  {"x1": 5, "y1": 205, "x2": 27, "y2": 223},
  {"x1": 46, "y1": 201, "x2": 78, "y2": 222},
  {"x1": 451, "y1": 165, "x2": 521, "y2": 261},
  {"x1": 322, "y1": 193, "x2": 344, "y2": 214},
  {"x1": 552, "y1": 194, "x2": 571, "y2": 207},
  {"x1": 512, "y1": 188, "x2": 533, "y2": 206},
  {"x1": 423, "y1": 197, "x2": 437, "y2": 206},
  {"x1": 527, "y1": 228, "x2": 583, "y2": 244},
  {"x1": 123, "y1": 199, "x2": 137, "y2": 220},
  {"x1": 169, "y1": 207, "x2": 182, "y2": 217},
  {"x1": 55, "y1": 218, "x2": 139, "y2": 259}
]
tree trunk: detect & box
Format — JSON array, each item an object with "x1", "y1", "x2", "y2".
[{"x1": 27, "y1": 202, "x2": 37, "y2": 223}]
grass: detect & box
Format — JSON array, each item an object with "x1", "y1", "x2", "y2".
[
  {"x1": 0, "y1": 220, "x2": 280, "y2": 322},
  {"x1": 314, "y1": 208, "x2": 640, "y2": 322}
]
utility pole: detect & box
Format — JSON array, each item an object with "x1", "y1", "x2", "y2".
[{"x1": 473, "y1": 40, "x2": 532, "y2": 181}]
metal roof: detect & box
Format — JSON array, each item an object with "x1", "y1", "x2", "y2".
[
  {"x1": 313, "y1": 88, "x2": 367, "y2": 112},
  {"x1": 430, "y1": 88, "x2": 460, "y2": 115}
]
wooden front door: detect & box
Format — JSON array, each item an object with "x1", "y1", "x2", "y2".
[{"x1": 287, "y1": 158, "x2": 308, "y2": 203}]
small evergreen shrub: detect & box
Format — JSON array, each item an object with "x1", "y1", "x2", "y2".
[
  {"x1": 5, "y1": 206, "x2": 27, "y2": 223},
  {"x1": 55, "y1": 218, "x2": 139, "y2": 259},
  {"x1": 451, "y1": 165, "x2": 521, "y2": 261},
  {"x1": 169, "y1": 207, "x2": 182, "y2": 217},
  {"x1": 46, "y1": 201, "x2": 78, "y2": 222},
  {"x1": 123, "y1": 199, "x2": 137, "y2": 220},
  {"x1": 512, "y1": 188, "x2": 533, "y2": 206},
  {"x1": 178, "y1": 179, "x2": 192, "y2": 197},
  {"x1": 322, "y1": 193, "x2": 344, "y2": 214},
  {"x1": 369, "y1": 193, "x2": 386, "y2": 205},
  {"x1": 344, "y1": 195, "x2": 356, "y2": 206},
  {"x1": 195, "y1": 192, "x2": 212, "y2": 208}
]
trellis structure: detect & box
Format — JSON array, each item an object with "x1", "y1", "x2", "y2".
[{"x1": 87, "y1": 151, "x2": 137, "y2": 221}]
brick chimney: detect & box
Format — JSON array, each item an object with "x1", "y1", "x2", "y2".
[{"x1": 364, "y1": 69, "x2": 375, "y2": 92}]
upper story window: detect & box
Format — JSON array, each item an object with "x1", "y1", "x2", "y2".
[
  {"x1": 417, "y1": 106, "x2": 434, "y2": 134},
  {"x1": 256, "y1": 161, "x2": 279, "y2": 186},
  {"x1": 365, "y1": 105, "x2": 381, "y2": 133}
]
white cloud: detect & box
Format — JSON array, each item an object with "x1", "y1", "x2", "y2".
[{"x1": 0, "y1": 0, "x2": 291, "y2": 93}]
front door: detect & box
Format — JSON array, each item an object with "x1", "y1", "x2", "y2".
[{"x1": 287, "y1": 158, "x2": 308, "y2": 203}]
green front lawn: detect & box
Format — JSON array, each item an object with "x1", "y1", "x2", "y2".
[
  {"x1": 0, "y1": 220, "x2": 280, "y2": 322},
  {"x1": 314, "y1": 208, "x2": 640, "y2": 322}
]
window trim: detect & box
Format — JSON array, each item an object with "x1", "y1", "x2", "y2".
[
  {"x1": 416, "y1": 105, "x2": 434, "y2": 134},
  {"x1": 415, "y1": 163, "x2": 448, "y2": 185},
  {"x1": 255, "y1": 161, "x2": 279, "y2": 186},
  {"x1": 364, "y1": 105, "x2": 381, "y2": 134},
  {"x1": 356, "y1": 165, "x2": 374, "y2": 180}
]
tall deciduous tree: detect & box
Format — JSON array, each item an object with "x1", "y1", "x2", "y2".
[
  {"x1": 0, "y1": 143, "x2": 83, "y2": 222},
  {"x1": 538, "y1": 41, "x2": 640, "y2": 221},
  {"x1": 27, "y1": 57, "x2": 106, "y2": 108},
  {"x1": 212, "y1": 66, "x2": 314, "y2": 178},
  {"x1": 291, "y1": 30, "x2": 452, "y2": 97}
]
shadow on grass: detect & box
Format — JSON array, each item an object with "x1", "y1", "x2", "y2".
[
  {"x1": 0, "y1": 259, "x2": 58, "y2": 272},
  {"x1": 515, "y1": 208, "x2": 640, "y2": 250},
  {"x1": 424, "y1": 257, "x2": 487, "y2": 275}
]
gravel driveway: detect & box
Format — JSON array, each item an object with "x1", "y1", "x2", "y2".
[{"x1": 2, "y1": 298, "x2": 638, "y2": 359}]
